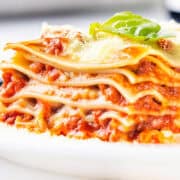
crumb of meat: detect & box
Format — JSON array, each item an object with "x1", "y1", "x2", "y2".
[{"x1": 157, "y1": 39, "x2": 173, "y2": 51}]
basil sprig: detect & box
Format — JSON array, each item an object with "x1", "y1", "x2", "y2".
[{"x1": 89, "y1": 12, "x2": 163, "y2": 41}]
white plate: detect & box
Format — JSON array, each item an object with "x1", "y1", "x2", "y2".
[
  {"x1": 0, "y1": 158, "x2": 80, "y2": 180},
  {"x1": 0, "y1": 124, "x2": 180, "y2": 180}
]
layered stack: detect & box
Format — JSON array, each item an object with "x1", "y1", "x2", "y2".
[{"x1": 0, "y1": 23, "x2": 179, "y2": 143}]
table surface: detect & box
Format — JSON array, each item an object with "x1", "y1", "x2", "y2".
[{"x1": 0, "y1": 4, "x2": 169, "y2": 179}]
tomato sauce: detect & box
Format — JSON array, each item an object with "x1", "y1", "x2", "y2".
[
  {"x1": 173, "y1": 67, "x2": 180, "y2": 73},
  {"x1": 47, "y1": 68, "x2": 60, "y2": 81},
  {"x1": 0, "y1": 111, "x2": 33, "y2": 125},
  {"x1": 134, "y1": 95, "x2": 161, "y2": 111},
  {"x1": 136, "y1": 60, "x2": 156, "y2": 75},
  {"x1": 1, "y1": 71, "x2": 27, "y2": 98},
  {"x1": 128, "y1": 114, "x2": 178, "y2": 141},
  {"x1": 30, "y1": 62, "x2": 61, "y2": 81},
  {"x1": 29, "y1": 62, "x2": 45, "y2": 73},
  {"x1": 99, "y1": 84, "x2": 127, "y2": 105}
]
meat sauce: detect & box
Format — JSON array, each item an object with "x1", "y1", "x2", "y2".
[
  {"x1": 48, "y1": 108, "x2": 179, "y2": 143},
  {"x1": 29, "y1": 62, "x2": 61, "y2": 81},
  {"x1": 99, "y1": 83, "x2": 179, "y2": 112},
  {"x1": 173, "y1": 67, "x2": 180, "y2": 73},
  {"x1": 49, "y1": 109, "x2": 124, "y2": 142},
  {"x1": 131, "y1": 58, "x2": 180, "y2": 84},
  {"x1": 0, "y1": 111, "x2": 33, "y2": 125},
  {"x1": 99, "y1": 84, "x2": 127, "y2": 105},
  {"x1": 43, "y1": 37, "x2": 63, "y2": 56},
  {"x1": 136, "y1": 82, "x2": 180, "y2": 99},
  {"x1": 128, "y1": 114, "x2": 177, "y2": 143},
  {"x1": 135, "y1": 60, "x2": 156, "y2": 75},
  {"x1": 0, "y1": 101, "x2": 178, "y2": 143},
  {"x1": 28, "y1": 61, "x2": 180, "y2": 102},
  {"x1": 157, "y1": 39, "x2": 173, "y2": 51},
  {"x1": 1, "y1": 71, "x2": 27, "y2": 98},
  {"x1": 1, "y1": 68, "x2": 178, "y2": 115},
  {"x1": 134, "y1": 95, "x2": 161, "y2": 111}
]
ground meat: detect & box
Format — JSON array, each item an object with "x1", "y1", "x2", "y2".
[
  {"x1": 1, "y1": 71, "x2": 27, "y2": 98},
  {"x1": 134, "y1": 96, "x2": 161, "y2": 111},
  {"x1": 128, "y1": 114, "x2": 175, "y2": 140},
  {"x1": 99, "y1": 85, "x2": 127, "y2": 105},
  {"x1": 43, "y1": 37, "x2": 63, "y2": 55},
  {"x1": 157, "y1": 39, "x2": 173, "y2": 51},
  {"x1": 136, "y1": 60, "x2": 156, "y2": 75},
  {"x1": 0, "y1": 111, "x2": 33, "y2": 125},
  {"x1": 29, "y1": 62, "x2": 45, "y2": 73}
]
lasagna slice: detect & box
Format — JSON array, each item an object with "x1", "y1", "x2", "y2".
[{"x1": 0, "y1": 12, "x2": 180, "y2": 143}]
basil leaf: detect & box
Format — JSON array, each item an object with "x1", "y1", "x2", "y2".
[
  {"x1": 89, "y1": 11, "x2": 162, "y2": 41},
  {"x1": 89, "y1": 22, "x2": 101, "y2": 39}
]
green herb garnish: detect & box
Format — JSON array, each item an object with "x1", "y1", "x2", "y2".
[{"x1": 89, "y1": 11, "x2": 163, "y2": 41}]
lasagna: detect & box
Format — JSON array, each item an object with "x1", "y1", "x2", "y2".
[{"x1": 0, "y1": 12, "x2": 180, "y2": 143}]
